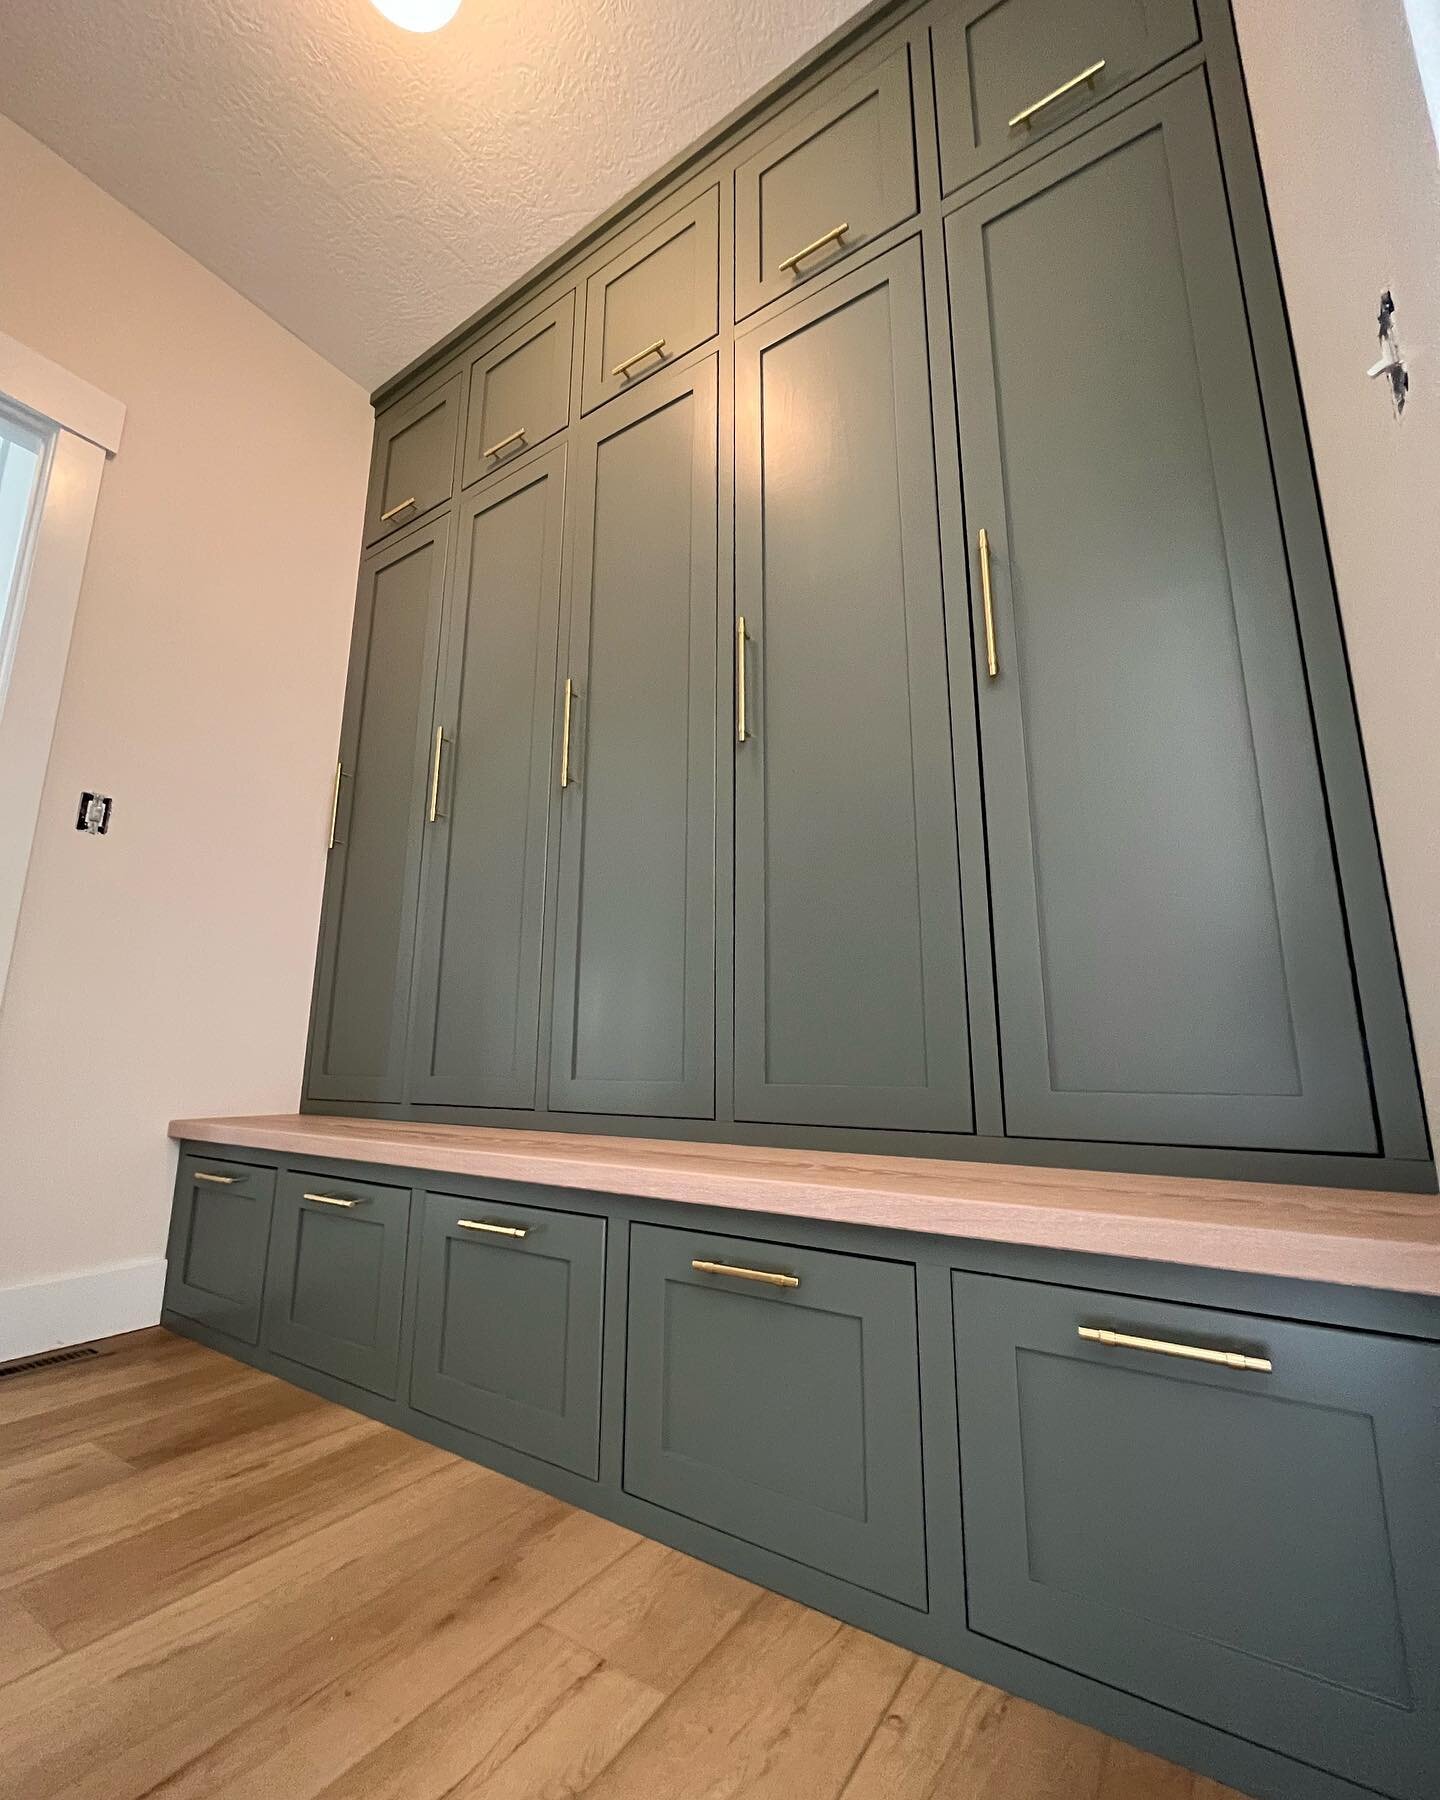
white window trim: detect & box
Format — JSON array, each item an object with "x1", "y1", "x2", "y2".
[{"x1": 0, "y1": 331, "x2": 124, "y2": 1011}]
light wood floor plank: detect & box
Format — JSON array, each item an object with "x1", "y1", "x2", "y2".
[
  {"x1": 0, "y1": 1596, "x2": 61, "y2": 1686},
  {"x1": 0, "y1": 1443, "x2": 135, "y2": 1526}
]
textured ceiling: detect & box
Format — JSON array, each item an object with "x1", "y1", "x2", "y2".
[{"x1": 0, "y1": 0, "x2": 861, "y2": 389}]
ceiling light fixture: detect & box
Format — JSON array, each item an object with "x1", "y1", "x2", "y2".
[{"x1": 370, "y1": 0, "x2": 461, "y2": 32}]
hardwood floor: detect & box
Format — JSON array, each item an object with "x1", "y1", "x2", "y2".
[{"x1": 0, "y1": 1329, "x2": 1249, "y2": 1800}]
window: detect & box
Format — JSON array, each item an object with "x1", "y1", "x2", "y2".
[
  {"x1": 0, "y1": 402, "x2": 54, "y2": 714},
  {"x1": 1405, "y1": 0, "x2": 1440, "y2": 157}
]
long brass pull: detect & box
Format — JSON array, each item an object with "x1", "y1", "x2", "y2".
[
  {"x1": 611, "y1": 337, "x2": 667, "y2": 380},
  {"x1": 194, "y1": 1171, "x2": 240, "y2": 1185},
  {"x1": 484, "y1": 426, "x2": 527, "y2": 460},
  {"x1": 691, "y1": 1259, "x2": 799, "y2": 1290},
  {"x1": 736, "y1": 616, "x2": 748, "y2": 744},
  {"x1": 457, "y1": 1220, "x2": 529, "y2": 1238},
  {"x1": 978, "y1": 528, "x2": 998, "y2": 679},
  {"x1": 303, "y1": 1192, "x2": 362, "y2": 1209},
  {"x1": 778, "y1": 221, "x2": 849, "y2": 276},
  {"x1": 1009, "y1": 59, "x2": 1106, "y2": 130},
  {"x1": 380, "y1": 496, "x2": 418, "y2": 524},
  {"x1": 560, "y1": 678, "x2": 575, "y2": 789},
  {"x1": 427, "y1": 726, "x2": 446, "y2": 824},
  {"x1": 327, "y1": 759, "x2": 343, "y2": 851},
  {"x1": 1078, "y1": 1326, "x2": 1272, "y2": 1374}
]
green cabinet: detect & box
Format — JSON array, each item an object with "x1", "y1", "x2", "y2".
[
  {"x1": 364, "y1": 374, "x2": 460, "y2": 545},
  {"x1": 262, "y1": 1172, "x2": 411, "y2": 1397},
  {"x1": 164, "y1": 1156, "x2": 275, "y2": 1345},
  {"x1": 947, "y1": 73, "x2": 1377, "y2": 1152},
  {"x1": 309, "y1": 516, "x2": 448, "y2": 1105},
  {"x1": 408, "y1": 451, "x2": 566, "y2": 1107},
  {"x1": 548, "y1": 357, "x2": 718, "y2": 1118},
  {"x1": 624, "y1": 1222, "x2": 927, "y2": 1608},
  {"x1": 953, "y1": 1271, "x2": 1440, "y2": 1800},
  {"x1": 733, "y1": 240, "x2": 972, "y2": 1132},
  {"x1": 461, "y1": 294, "x2": 574, "y2": 488},
  {"x1": 410, "y1": 1190, "x2": 605, "y2": 1476}
]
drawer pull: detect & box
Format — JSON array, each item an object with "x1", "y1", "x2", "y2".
[
  {"x1": 611, "y1": 337, "x2": 668, "y2": 380},
  {"x1": 1078, "y1": 1326, "x2": 1272, "y2": 1373},
  {"x1": 456, "y1": 1219, "x2": 529, "y2": 1238},
  {"x1": 1009, "y1": 59, "x2": 1106, "y2": 131},
  {"x1": 484, "y1": 426, "x2": 527, "y2": 460},
  {"x1": 691, "y1": 1259, "x2": 799, "y2": 1290},
  {"x1": 194, "y1": 1171, "x2": 241, "y2": 1185},
  {"x1": 303, "y1": 1192, "x2": 363, "y2": 1209},
  {"x1": 978, "y1": 529, "x2": 998, "y2": 679},
  {"x1": 778, "y1": 221, "x2": 849, "y2": 276},
  {"x1": 380, "y1": 495, "x2": 418, "y2": 524}
]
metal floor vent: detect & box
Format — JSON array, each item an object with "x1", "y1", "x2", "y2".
[{"x1": 0, "y1": 1344, "x2": 102, "y2": 1381}]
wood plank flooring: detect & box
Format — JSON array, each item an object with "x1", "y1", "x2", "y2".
[{"x1": 0, "y1": 1329, "x2": 1249, "y2": 1800}]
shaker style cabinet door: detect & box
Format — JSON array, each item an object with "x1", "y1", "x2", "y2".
[
  {"x1": 948, "y1": 73, "x2": 1377, "y2": 1150},
  {"x1": 733, "y1": 240, "x2": 972, "y2": 1132},
  {"x1": 308, "y1": 517, "x2": 448, "y2": 1105},
  {"x1": 547, "y1": 357, "x2": 718, "y2": 1118},
  {"x1": 165, "y1": 1156, "x2": 276, "y2": 1345},
  {"x1": 363, "y1": 374, "x2": 461, "y2": 545},
  {"x1": 409, "y1": 451, "x2": 566, "y2": 1108}
]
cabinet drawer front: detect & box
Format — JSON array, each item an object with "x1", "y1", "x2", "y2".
[
  {"x1": 462, "y1": 294, "x2": 574, "y2": 487},
  {"x1": 582, "y1": 188, "x2": 719, "y2": 414},
  {"x1": 364, "y1": 374, "x2": 461, "y2": 545},
  {"x1": 931, "y1": 0, "x2": 1198, "y2": 195},
  {"x1": 625, "y1": 1223, "x2": 926, "y2": 1607},
  {"x1": 735, "y1": 46, "x2": 917, "y2": 319},
  {"x1": 410, "y1": 1192, "x2": 605, "y2": 1477},
  {"x1": 263, "y1": 1173, "x2": 411, "y2": 1397},
  {"x1": 165, "y1": 1156, "x2": 276, "y2": 1345},
  {"x1": 953, "y1": 1273, "x2": 1440, "y2": 1799}
]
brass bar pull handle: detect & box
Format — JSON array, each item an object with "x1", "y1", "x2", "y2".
[
  {"x1": 194, "y1": 1171, "x2": 240, "y2": 1185},
  {"x1": 380, "y1": 496, "x2": 418, "y2": 524},
  {"x1": 1078, "y1": 1326, "x2": 1272, "y2": 1373},
  {"x1": 484, "y1": 427, "x2": 527, "y2": 460},
  {"x1": 691, "y1": 1259, "x2": 800, "y2": 1290},
  {"x1": 611, "y1": 338, "x2": 667, "y2": 380},
  {"x1": 327, "y1": 759, "x2": 343, "y2": 851},
  {"x1": 303, "y1": 1192, "x2": 363, "y2": 1209},
  {"x1": 456, "y1": 1220, "x2": 529, "y2": 1238},
  {"x1": 736, "y1": 616, "x2": 748, "y2": 744},
  {"x1": 978, "y1": 528, "x2": 998, "y2": 680},
  {"x1": 560, "y1": 677, "x2": 575, "y2": 789},
  {"x1": 1009, "y1": 59, "x2": 1106, "y2": 130},
  {"x1": 427, "y1": 726, "x2": 446, "y2": 824},
  {"x1": 778, "y1": 221, "x2": 849, "y2": 276}
]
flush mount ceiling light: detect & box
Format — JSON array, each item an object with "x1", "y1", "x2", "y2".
[{"x1": 370, "y1": 0, "x2": 461, "y2": 31}]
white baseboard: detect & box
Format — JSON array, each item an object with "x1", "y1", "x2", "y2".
[{"x1": 0, "y1": 1257, "x2": 166, "y2": 1363}]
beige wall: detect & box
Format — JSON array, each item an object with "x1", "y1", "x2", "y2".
[
  {"x1": 1234, "y1": 0, "x2": 1440, "y2": 1135},
  {"x1": 0, "y1": 113, "x2": 372, "y2": 1311}
]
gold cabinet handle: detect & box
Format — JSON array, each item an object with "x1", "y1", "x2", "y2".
[
  {"x1": 1078, "y1": 1326, "x2": 1272, "y2": 1374},
  {"x1": 736, "y1": 615, "x2": 748, "y2": 744},
  {"x1": 1009, "y1": 59, "x2": 1106, "y2": 130},
  {"x1": 978, "y1": 528, "x2": 998, "y2": 679},
  {"x1": 194, "y1": 1171, "x2": 241, "y2": 1185},
  {"x1": 327, "y1": 759, "x2": 343, "y2": 851},
  {"x1": 611, "y1": 337, "x2": 668, "y2": 380},
  {"x1": 560, "y1": 677, "x2": 575, "y2": 789},
  {"x1": 380, "y1": 496, "x2": 418, "y2": 524},
  {"x1": 303, "y1": 1192, "x2": 363, "y2": 1209},
  {"x1": 427, "y1": 725, "x2": 447, "y2": 824},
  {"x1": 484, "y1": 426, "x2": 527, "y2": 460},
  {"x1": 778, "y1": 221, "x2": 849, "y2": 276},
  {"x1": 691, "y1": 1259, "x2": 799, "y2": 1290},
  {"x1": 456, "y1": 1219, "x2": 529, "y2": 1238}
]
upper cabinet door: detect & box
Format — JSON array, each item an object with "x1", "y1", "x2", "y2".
[
  {"x1": 735, "y1": 47, "x2": 917, "y2": 320},
  {"x1": 734, "y1": 241, "x2": 973, "y2": 1132},
  {"x1": 363, "y1": 374, "x2": 461, "y2": 546},
  {"x1": 548, "y1": 358, "x2": 718, "y2": 1119},
  {"x1": 582, "y1": 188, "x2": 719, "y2": 414},
  {"x1": 309, "y1": 517, "x2": 448, "y2": 1104},
  {"x1": 409, "y1": 450, "x2": 567, "y2": 1108},
  {"x1": 949, "y1": 74, "x2": 1376, "y2": 1152},
  {"x1": 930, "y1": 0, "x2": 1198, "y2": 195},
  {"x1": 461, "y1": 294, "x2": 574, "y2": 488}
]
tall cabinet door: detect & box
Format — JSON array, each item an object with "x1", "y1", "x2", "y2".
[
  {"x1": 548, "y1": 357, "x2": 718, "y2": 1117},
  {"x1": 734, "y1": 240, "x2": 973, "y2": 1132},
  {"x1": 409, "y1": 451, "x2": 566, "y2": 1107},
  {"x1": 948, "y1": 72, "x2": 1376, "y2": 1151},
  {"x1": 309, "y1": 516, "x2": 448, "y2": 1104}
]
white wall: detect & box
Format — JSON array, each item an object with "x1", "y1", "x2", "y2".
[
  {"x1": 1234, "y1": 0, "x2": 1440, "y2": 1135},
  {"x1": 0, "y1": 114, "x2": 372, "y2": 1352}
]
